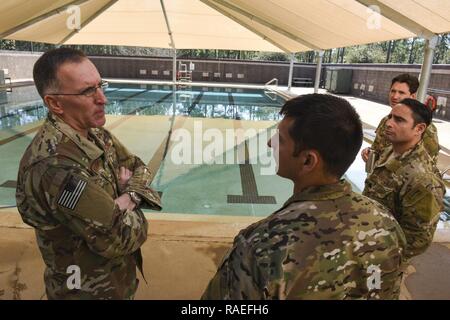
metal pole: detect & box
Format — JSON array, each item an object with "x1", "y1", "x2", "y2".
[
  {"x1": 173, "y1": 48, "x2": 177, "y2": 83},
  {"x1": 314, "y1": 50, "x2": 324, "y2": 93},
  {"x1": 288, "y1": 53, "x2": 294, "y2": 91},
  {"x1": 160, "y1": 0, "x2": 177, "y2": 83},
  {"x1": 417, "y1": 36, "x2": 438, "y2": 103}
]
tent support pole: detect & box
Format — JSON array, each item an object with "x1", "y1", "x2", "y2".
[
  {"x1": 160, "y1": 0, "x2": 177, "y2": 83},
  {"x1": 314, "y1": 50, "x2": 324, "y2": 94},
  {"x1": 417, "y1": 35, "x2": 438, "y2": 103},
  {"x1": 173, "y1": 49, "x2": 177, "y2": 83},
  {"x1": 288, "y1": 53, "x2": 294, "y2": 90}
]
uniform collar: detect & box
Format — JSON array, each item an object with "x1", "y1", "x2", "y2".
[
  {"x1": 375, "y1": 140, "x2": 425, "y2": 172},
  {"x1": 283, "y1": 179, "x2": 352, "y2": 207},
  {"x1": 48, "y1": 113, "x2": 104, "y2": 160}
]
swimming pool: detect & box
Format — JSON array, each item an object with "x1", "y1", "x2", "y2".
[
  {"x1": 0, "y1": 82, "x2": 447, "y2": 220},
  {"x1": 0, "y1": 83, "x2": 289, "y2": 216}
]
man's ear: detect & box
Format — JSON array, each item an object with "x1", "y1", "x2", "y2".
[
  {"x1": 414, "y1": 123, "x2": 426, "y2": 136},
  {"x1": 44, "y1": 95, "x2": 64, "y2": 115},
  {"x1": 301, "y1": 150, "x2": 320, "y2": 172},
  {"x1": 410, "y1": 92, "x2": 417, "y2": 99}
]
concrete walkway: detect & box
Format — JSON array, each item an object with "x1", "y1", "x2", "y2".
[
  {"x1": 0, "y1": 208, "x2": 449, "y2": 300},
  {"x1": 0, "y1": 209, "x2": 256, "y2": 300}
]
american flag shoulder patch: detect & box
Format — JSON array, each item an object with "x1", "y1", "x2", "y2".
[{"x1": 57, "y1": 176, "x2": 87, "y2": 210}]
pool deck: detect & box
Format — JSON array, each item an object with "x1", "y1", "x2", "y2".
[
  {"x1": 0, "y1": 208, "x2": 449, "y2": 300},
  {"x1": 1, "y1": 84, "x2": 449, "y2": 300}
]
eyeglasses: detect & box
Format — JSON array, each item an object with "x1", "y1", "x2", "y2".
[{"x1": 47, "y1": 80, "x2": 109, "y2": 97}]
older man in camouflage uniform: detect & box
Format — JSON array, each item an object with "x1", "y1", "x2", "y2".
[
  {"x1": 363, "y1": 99, "x2": 445, "y2": 261},
  {"x1": 202, "y1": 94, "x2": 406, "y2": 300},
  {"x1": 15, "y1": 48, "x2": 161, "y2": 299},
  {"x1": 361, "y1": 74, "x2": 439, "y2": 165}
]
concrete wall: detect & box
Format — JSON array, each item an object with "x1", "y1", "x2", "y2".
[
  {"x1": 323, "y1": 63, "x2": 450, "y2": 121},
  {"x1": 89, "y1": 55, "x2": 317, "y2": 85},
  {"x1": 0, "y1": 51, "x2": 41, "y2": 81}
]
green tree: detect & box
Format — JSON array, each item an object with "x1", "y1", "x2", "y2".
[
  {"x1": 344, "y1": 44, "x2": 385, "y2": 63},
  {"x1": 0, "y1": 39, "x2": 16, "y2": 50},
  {"x1": 1, "y1": 32, "x2": 449, "y2": 64}
]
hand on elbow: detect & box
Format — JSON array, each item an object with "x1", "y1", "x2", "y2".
[{"x1": 114, "y1": 193, "x2": 136, "y2": 211}]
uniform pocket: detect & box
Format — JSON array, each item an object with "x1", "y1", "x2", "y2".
[{"x1": 403, "y1": 185, "x2": 440, "y2": 223}]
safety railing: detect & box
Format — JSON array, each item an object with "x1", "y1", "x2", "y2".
[
  {"x1": 264, "y1": 78, "x2": 278, "y2": 86},
  {"x1": 442, "y1": 166, "x2": 450, "y2": 181}
]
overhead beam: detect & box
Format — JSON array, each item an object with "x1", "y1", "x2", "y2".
[
  {"x1": 205, "y1": 0, "x2": 321, "y2": 50},
  {"x1": 201, "y1": 0, "x2": 291, "y2": 53},
  {"x1": 355, "y1": 0, "x2": 436, "y2": 39},
  {"x1": 0, "y1": 0, "x2": 90, "y2": 39},
  {"x1": 160, "y1": 0, "x2": 176, "y2": 50},
  {"x1": 59, "y1": 0, "x2": 120, "y2": 45}
]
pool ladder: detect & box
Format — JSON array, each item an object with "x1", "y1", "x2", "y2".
[
  {"x1": 264, "y1": 78, "x2": 279, "y2": 101},
  {"x1": 442, "y1": 166, "x2": 450, "y2": 181},
  {"x1": 177, "y1": 62, "x2": 192, "y2": 83},
  {"x1": 265, "y1": 78, "x2": 278, "y2": 86}
]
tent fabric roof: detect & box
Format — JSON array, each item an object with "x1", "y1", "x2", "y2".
[{"x1": 0, "y1": 0, "x2": 449, "y2": 52}]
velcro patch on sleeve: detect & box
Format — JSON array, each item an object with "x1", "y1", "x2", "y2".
[{"x1": 57, "y1": 176, "x2": 87, "y2": 210}]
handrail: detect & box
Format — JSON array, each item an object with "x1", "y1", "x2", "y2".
[
  {"x1": 442, "y1": 166, "x2": 450, "y2": 180},
  {"x1": 264, "y1": 90, "x2": 277, "y2": 101},
  {"x1": 265, "y1": 78, "x2": 278, "y2": 86},
  {"x1": 427, "y1": 88, "x2": 450, "y2": 95}
]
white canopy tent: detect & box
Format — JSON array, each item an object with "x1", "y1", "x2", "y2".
[{"x1": 1, "y1": 0, "x2": 449, "y2": 97}]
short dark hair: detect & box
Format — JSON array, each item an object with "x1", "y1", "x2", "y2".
[
  {"x1": 280, "y1": 94, "x2": 363, "y2": 178},
  {"x1": 33, "y1": 47, "x2": 87, "y2": 98},
  {"x1": 399, "y1": 98, "x2": 432, "y2": 127},
  {"x1": 391, "y1": 73, "x2": 419, "y2": 94}
]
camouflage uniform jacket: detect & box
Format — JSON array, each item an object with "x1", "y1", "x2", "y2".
[
  {"x1": 202, "y1": 180, "x2": 406, "y2": 300},
  {"x1": 16, "y1": 113, "x2": 161, "y2": 299},
  {"x1": 372, "y1": 115, "x2": 440, "y2": 164},
  {"x1": 363, "y1": 141, "x2": 445, "y2": 260}
]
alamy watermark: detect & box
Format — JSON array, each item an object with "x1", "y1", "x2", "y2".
[
  {"x1": 366, "y1": 264, "x2": 382, "y2": 290},
  {"x1": 66, "y1": 264, "x2": 81, "y2": 290},
  {"x1": 66, "y1": 5, "x2": 81, "y2": 31},
  {"x1": 169, "y1": 121, "x2": 279, "y2": 175},
  {"x1": 366, "y1": 5, "x2": 382, "y2": 30}
]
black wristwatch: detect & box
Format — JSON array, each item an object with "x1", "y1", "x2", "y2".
[{"x1": 127, "y1": 191, "x2": 142, "y2": 206}]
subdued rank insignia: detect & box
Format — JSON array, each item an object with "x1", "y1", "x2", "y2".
[{"x1": 58, "y1": 176, "x2": 87, "y2": 210}]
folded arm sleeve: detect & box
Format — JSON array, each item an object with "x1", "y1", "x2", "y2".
[
  {"x1": 108, "y1": 131, "x2": 162, "y2": 210},
  {"x1": 33, "y1": 164, "x2": 148, "y2": 259}
]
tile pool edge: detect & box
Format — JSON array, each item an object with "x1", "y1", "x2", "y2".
[
  {"x1": 1, "y1": 208, "x2": 449, "y2": 243},
  {"x1": 105, "y1": 78, "x2": 268, "y2": 90}
]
